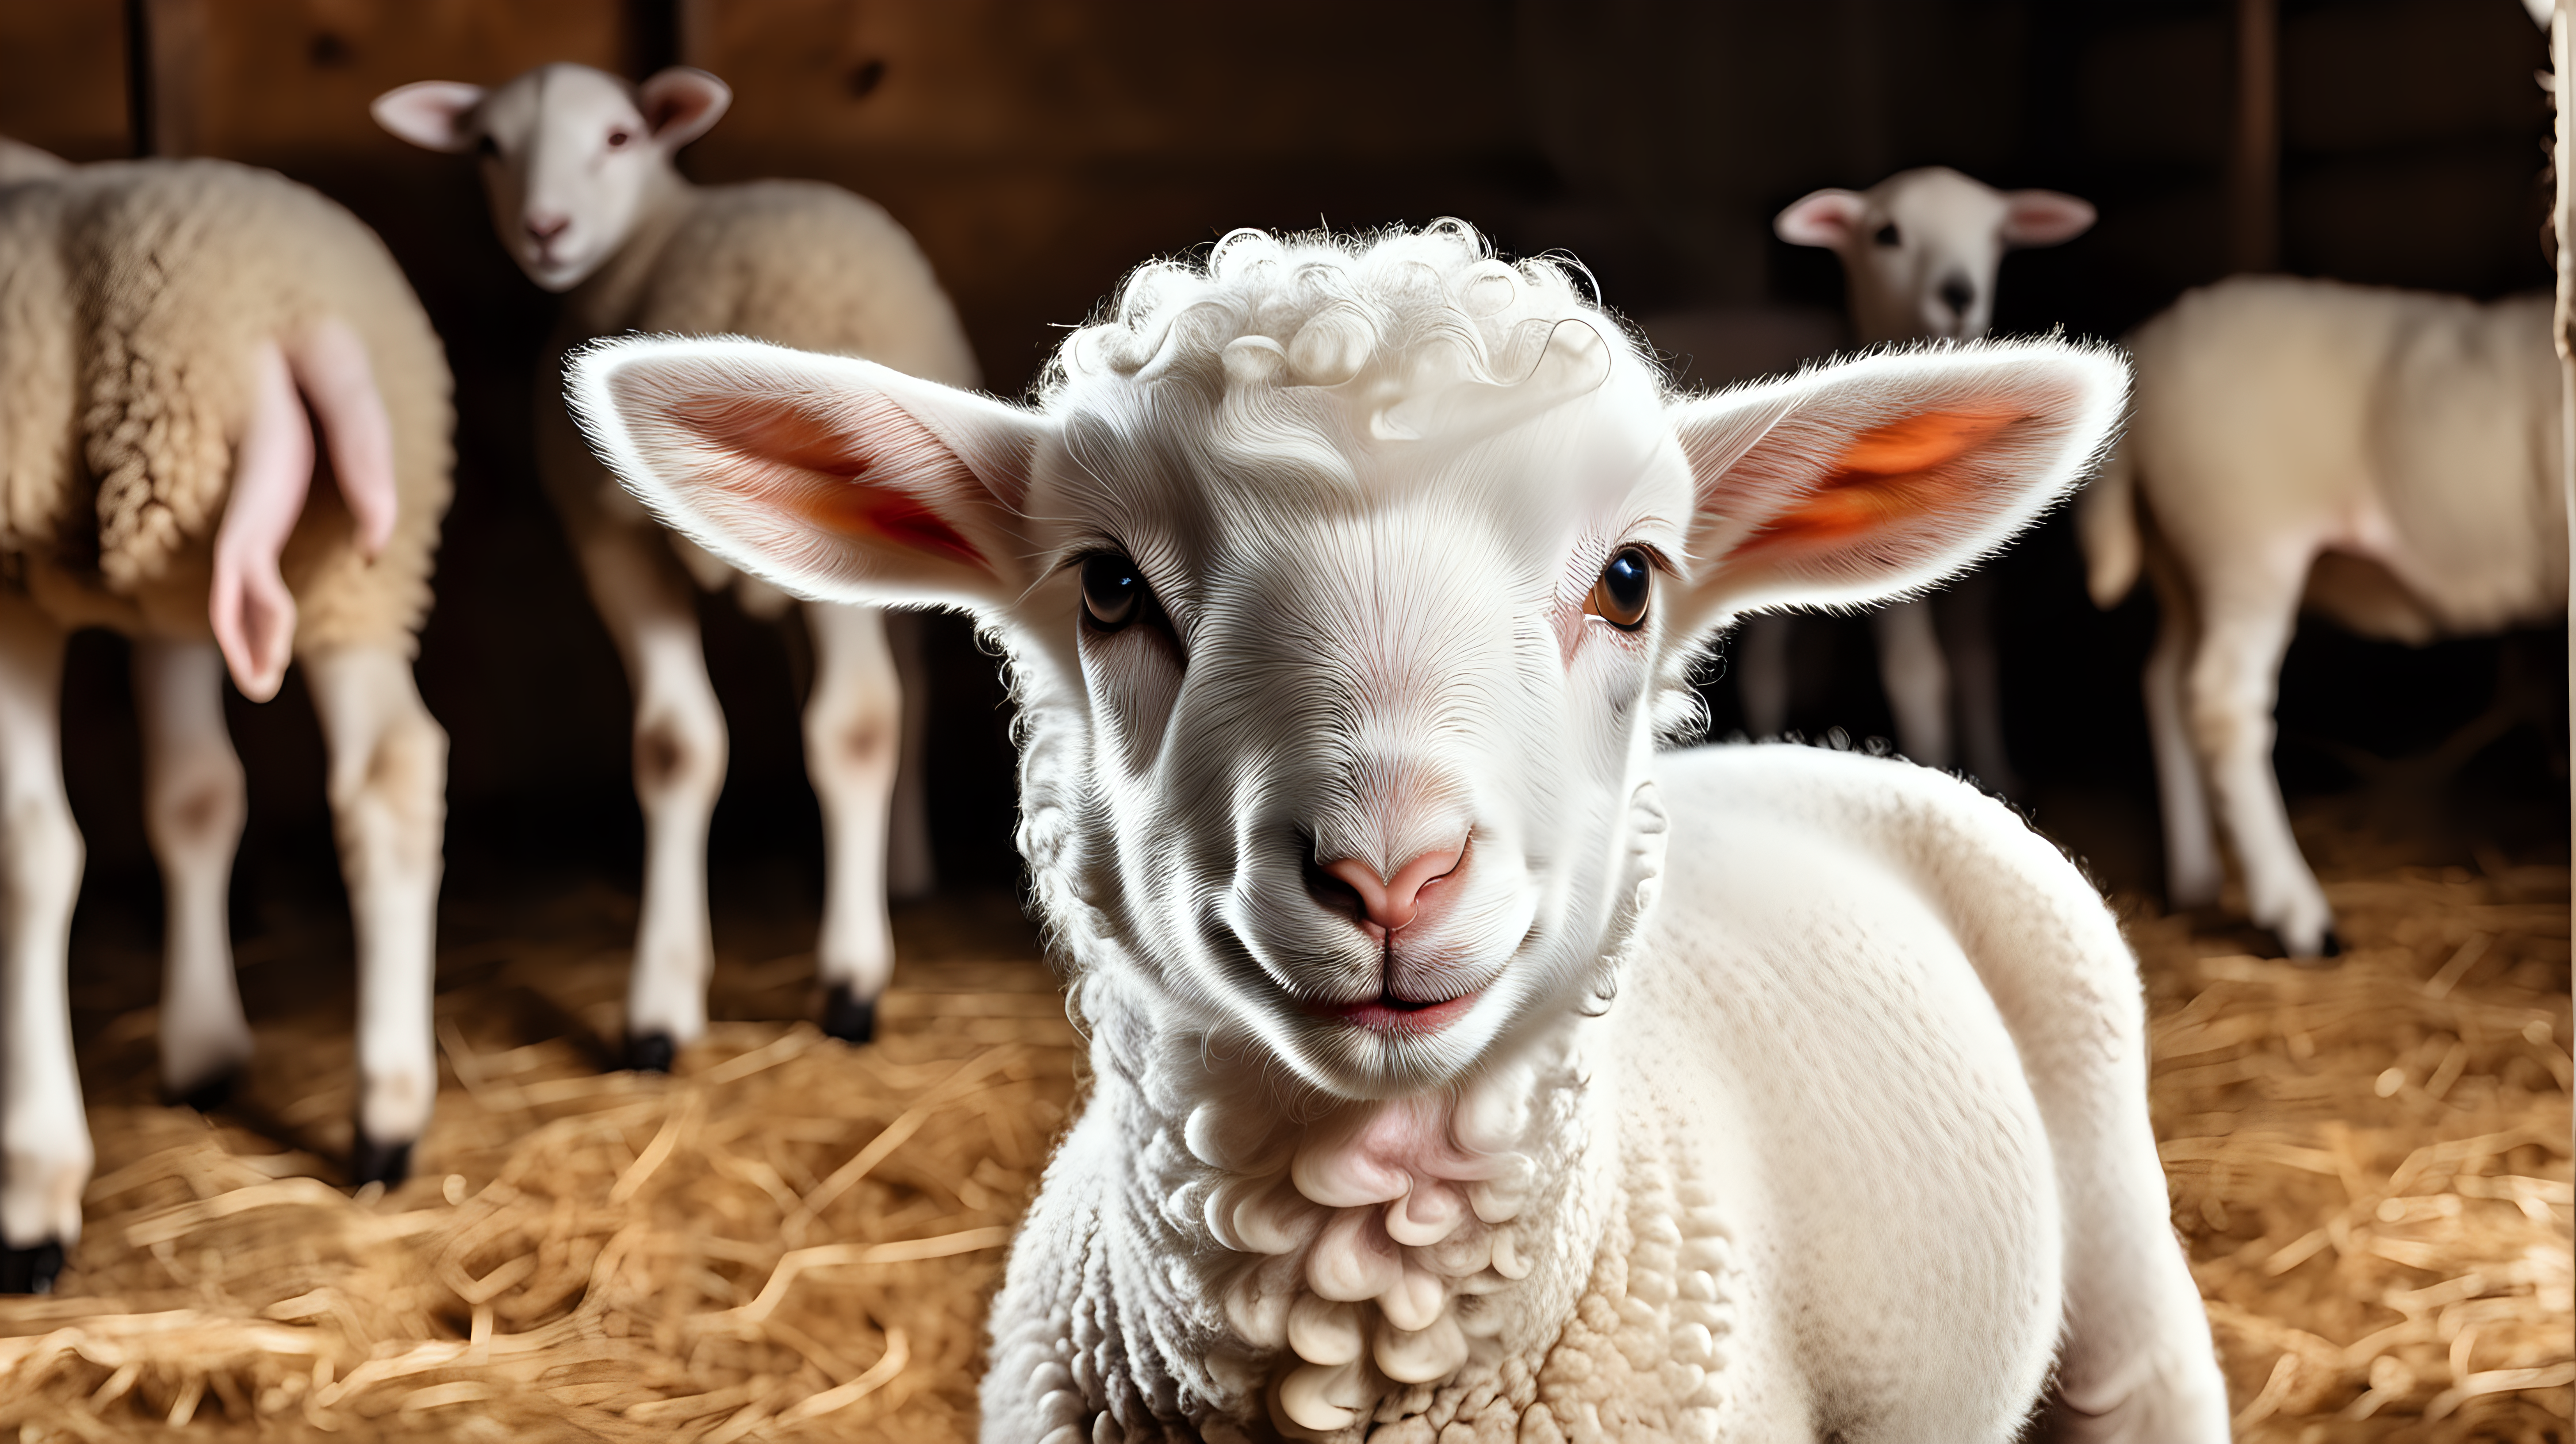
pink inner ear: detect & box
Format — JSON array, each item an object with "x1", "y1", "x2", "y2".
[
  {"x1": 1732, "y1": 407, "x2": 2026, "y2": 559},
  {"x1": 681, "y1": 395, "x2": 988, "y2": 568}
]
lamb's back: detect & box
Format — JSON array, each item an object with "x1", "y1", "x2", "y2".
[
  {"x1": 629, "y1": 180, "x2": 979, "y2": 389},
  {"x1": 2128, "y1": 275, "x2": 2562, "y2": 628}
]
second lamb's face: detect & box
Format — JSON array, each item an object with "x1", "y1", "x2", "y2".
[{"x1": 1032, "y1": 378, "x2": 1690, "y2": 1098}]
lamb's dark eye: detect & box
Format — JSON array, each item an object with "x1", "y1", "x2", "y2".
[
  {"x1": 606, "y1": 128, "x2": 633, "y2": 150},
  {"x1": 1873, "y1": 221, "x2": 1901, "y2": 247},
  {"x1": 1080, "y1": 552, "x2": 1146, "y2": 631},
  {"x1": 1587, "y1": 547, "x2": 1652, "y2": 630}
]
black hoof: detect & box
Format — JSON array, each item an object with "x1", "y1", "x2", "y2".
[
  {"x1": 625, "y1": 1031, "x2": 675, "y2": 1074},
  {"x1": 351, "y1": 1133, "x2": 413, "y2": 1189},
  {"x1": 2283, "y1": 926, "x2": 2345, "y2": 965},
  {"x1": 823, "y1": 984, "x2": 876, "y2": 1045},
  {"x1": 170, "y1": 1071, "x2": 236, "y2": 1114},
  {"x1": 0, "y1": 1240, "x2": 65, "y2": 1295}
]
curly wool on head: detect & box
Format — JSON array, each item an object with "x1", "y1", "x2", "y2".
[{"x1": 1040, "y1": 221, "x2": 1664, "y2": 424}]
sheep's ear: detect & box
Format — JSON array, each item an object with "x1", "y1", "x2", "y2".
[
  {"x1": 1668, "y1": 340, "x2": 2125, "y2": 630},
  {"x1": 567, "y1": 337, "x2": 1042, "y2": 611},
  {"x1": 638, "y1": 67, "x2": 729, "y2": 148},
  {"x1": 371, "y1": 81, "x2": 487, "y2": 153},
  {"x1": 1774, "y1": 188, "x2": 1868, "y2": 249},
  {"x1": 2000, "y1": 189, "x2": 2096, "y2": 247}
]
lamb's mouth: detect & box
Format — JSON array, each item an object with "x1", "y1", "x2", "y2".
[{"x1": 1308, "y1": 989, "x2": 1480, "y2": 1036}]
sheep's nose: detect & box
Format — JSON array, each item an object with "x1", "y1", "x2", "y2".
[
  {"x1": 1938, "y1": 274, "x2": 1976, "y2": 318},
  {"x1": 1313, "y1": 843, "x2": 1465, "y2": 936},
  {"x1": 525, "y1": 212, "x2": 570, "y2": 243}
]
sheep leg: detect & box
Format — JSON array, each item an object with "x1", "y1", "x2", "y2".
[
  {"x1": 575, "y1": 525, "x2": 726, "y2": 1070},
  {"x1": 803, "y1": 601, "x2": 906, "y2": 1042},
  {"x1": 303, "y1": 645, "x2": 447, "y2": 1187},
  {"x1": 134, "y1": 640, "x2": 253, "y2": 1107},
  {"x1": 2142, "y1": 555, "x2": 2220, "y2": 909},
  {"x1": 1872, "y1": 597, "x2": 1952, "y2": 768},
  {"x1": 2185, "y1": 553, "x2": 2338, "y2": 958},
  {"x1": 885, "y1": 610, "x2": 935, "y2": 902},
  {"x1": 1733, "y1": 614, "x2": 1793, "y2": 737},
  {"x1": 1938, "y1": 572, "x2": 2020, "y2": 796},
  {"x1": 0, "y1": 597, "x2": 83, "y2": 1292}
]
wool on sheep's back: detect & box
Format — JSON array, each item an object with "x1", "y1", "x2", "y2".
[{"x1": 0, "y1": 159, "x2": 451, "y2": 652}]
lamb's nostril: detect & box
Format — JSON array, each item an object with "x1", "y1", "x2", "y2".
[
  {"x1": 1938, "y1": 275, "x2": 1975, "y2": 318},
  {"x1": 1303, "y1": 852, "x2": 1368, "y2": 928},
  {"x1": 1314, "y1": 844, "x2": 1466, "y2": 934},
  {"x1": 525, "y1": 213, "x2": 570, "y2": 242}
]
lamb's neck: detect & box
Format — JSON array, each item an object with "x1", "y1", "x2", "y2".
[
  {"x1": 562, "y1": 166, "x2": 699, "y2": 338},
  {"x1": 1077, "y1": 973, "x2": 1619, "y2": 1435}
]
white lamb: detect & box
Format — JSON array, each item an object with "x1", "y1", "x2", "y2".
[
  {"x1": 1740, "y1": 166, "x2": 2095, "y2": 793},
  {"x1": 373, "y1": 62, "x2": 978, "y2": 1064},
  {"x1": 573, "y1": 223, "x2": 2225, "y2": 1443},
  {"x1": 0, "y1": 149, "x2": 452, "y2": 1291},
  {"x1": 2079, "y1": 274, "x2": 2563, "y2": 959}
]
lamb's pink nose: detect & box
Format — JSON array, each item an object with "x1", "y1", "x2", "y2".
[
  {"x1": 1319, "y1": 844, "x2": 1465, "y2": 934},
  {"x1": 525, "y1": 211, "x2": 570, "y2": 242}
]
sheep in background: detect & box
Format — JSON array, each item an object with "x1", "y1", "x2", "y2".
[
  {"x1": 574, "y1": 223, "x2": 2225, "y2": 1443},
  {"x1": 2080, "y1": 275, "x2": 2563, "y2": 959},
  {"x1": 0, "y1": 149, "x2": 452, "y2": 1291},
  {"x1": 374, "y1": 63, "x2": 979, "y2": 1067},
  {"x1": 1740, "y1": 166, "x2": 2094, "y2": 792}
]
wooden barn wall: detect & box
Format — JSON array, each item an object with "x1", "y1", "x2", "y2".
[{"x1": 12, "y1": 0, "x2": 2556, "y2": 911}]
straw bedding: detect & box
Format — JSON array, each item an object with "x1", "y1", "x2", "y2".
[
  {"x1": 2139, "y1": 845, "x2": 2571, "y2": 1444},
  {"x1": 0, "y1": 846, "x2": 2563, "y2": 1441}
]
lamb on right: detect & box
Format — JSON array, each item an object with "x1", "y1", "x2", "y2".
[
  {"x1": 2078, "y1": 275, "x2": 2563, "y2": 960},
  {"x1": 573, "y1": 223, "x2": 2227, "y2": 1444},
  {"x1": 374, "y1": 62, "x2": 982, "y2": 1066}
]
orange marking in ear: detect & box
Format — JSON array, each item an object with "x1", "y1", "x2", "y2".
[
  {"x1": 1736, "y1": 407, "x2": 2025, "y2": 557},
  {"x1": 680, "y1": 393, "x2": 986, "y2": 567},
  {"x1": 789, "y1": 476, "x2": 985, "y2": 568}
]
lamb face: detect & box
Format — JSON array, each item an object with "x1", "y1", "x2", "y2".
[
  {"x1": 1776, "y1": 165, "x2": 2095, "y2": 344},
  {"x1": 374, "y1": 63, "x2": 730, "y2": 292},
  {"x1": 1028, "y1": 339, "x2": 1691, "y2": 1097},
  {"x1": 568, "y1": 223, "x2": 2125, "y2": 1082}
]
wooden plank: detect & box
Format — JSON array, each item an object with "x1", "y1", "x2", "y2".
[
  {"x1": 0, "y1": 0, "x2": 129, "y2": 161},
  {"x1": 142, "y1": 0, "x2": 626, "y2": 160},
  {"x1": 678, "y1": 0, "x2": 1514, "y2": 167}
]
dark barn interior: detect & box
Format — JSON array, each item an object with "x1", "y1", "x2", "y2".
[{"x1": 0, "y1": 2, "x2": 2565, "y2": 1439}]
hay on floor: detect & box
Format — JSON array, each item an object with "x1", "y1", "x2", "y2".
[
  {"x1": 0, "y1": 943, "x2": 1079, "y2": 1443},
  {"x1": 0, "y1": 846, "x2": 2564, "y2": 1442},
  {"x1": 2134, "y1": 855, "x2": 2572, "y2": 1442}
]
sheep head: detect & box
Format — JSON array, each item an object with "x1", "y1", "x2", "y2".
[
  {"x1": 372, "y1": 63, "x2": 728, "y2": 292},
  {"x1": 569, "y1": 223, "x2": 2123, "y2": 1100},
  {"x1": 1777, "y1": 165, "x2": 2095, "y2": 344}
]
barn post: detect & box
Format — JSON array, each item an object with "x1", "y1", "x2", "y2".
[{"x1": 2229, "y1": 0, "x2": 2280, "y2": 273}]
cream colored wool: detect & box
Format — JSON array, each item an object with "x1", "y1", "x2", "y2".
[
  {"x1": 574, "y1": 178, "x2": 978, "y2": 381},
  {"x1": 0, "y1": 158, "x2": 451, "y2": 652}
]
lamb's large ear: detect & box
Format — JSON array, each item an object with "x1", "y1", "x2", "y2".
[
  {"x1": 1668, "y1": 340, "x2": 2125, "y2": 631},
  {"x1": 2000, "y1": 189, "x2": 2096, "y2": 247},
  {"x1": 1774, "y1": 188, "x2": 1868, "y2": 249},
  {"x1": 567, "y1": 337, "x2": 1044, "y2": 611},
  {"x1": 638, "y1": 67, "x2": 730, "y2": 149},
  {"x1": 372, "y1": 81, "x2": 487, "y2": 152}
]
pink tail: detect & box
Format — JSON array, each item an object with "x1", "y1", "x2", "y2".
[{"x1": 209, "y1": 321, "x2": 398, "y2": 701}]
